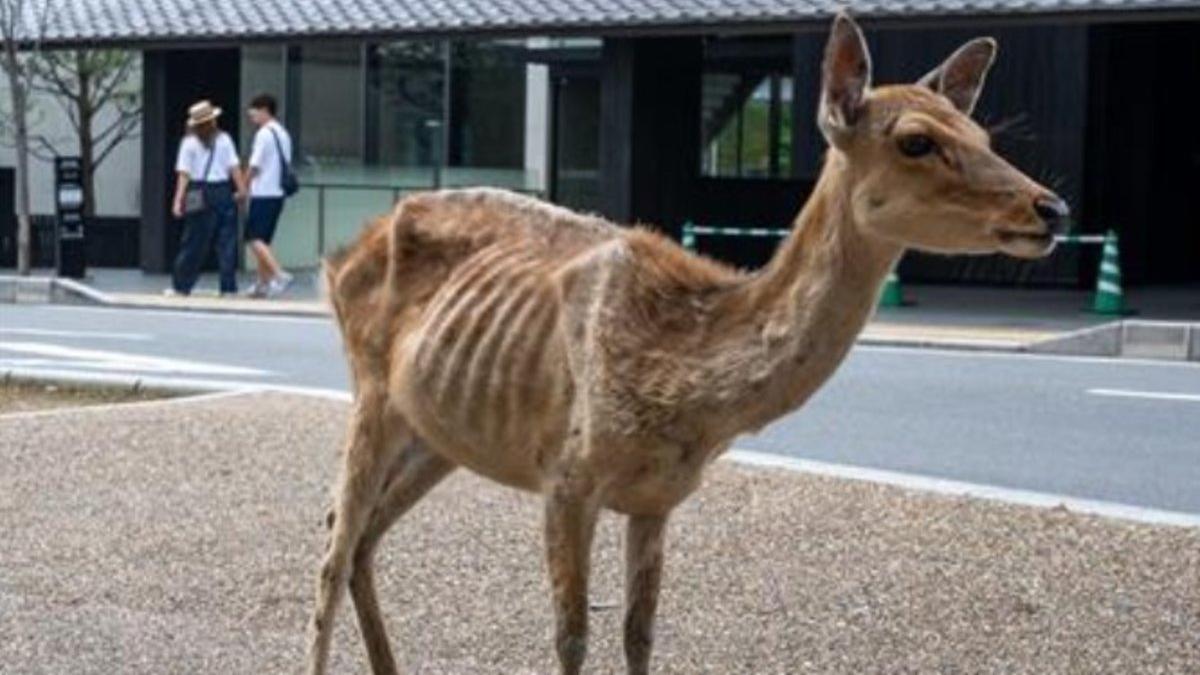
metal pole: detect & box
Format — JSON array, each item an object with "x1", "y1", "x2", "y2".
[
  {"x1": 735, "y1": 102, "x2": 743, "y2": 177},
  {"x1": 427, "y1": 120, "x2": 443, "y2": 189},
  {"x1": 436, "y1": 39, "x2": 452, "y2": 189},
  {"x1": 767, "y1": 75, "x2": 781, "y2": 177},
  {"x1": 317, "y1": 185, "x2": 326, "y2": 256}
]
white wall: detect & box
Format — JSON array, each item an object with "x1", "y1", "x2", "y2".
[
  {"x1": 0, "y1": 53, "x2": 143, "y2": 217},
  {"x1": 524, "y1": 39, "x2": 549, "y2": 194}
]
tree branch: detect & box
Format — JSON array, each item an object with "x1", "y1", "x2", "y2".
[
  {"x1": 29, "y1": 133, "x2": 60, "y2": 160},
  {"x1": 31, "y1": 51, "x2": 80, "y2": 100},
  {"x1": 90, "y1": 52, "x2": 136, "y2": 107},
  {"x1": 93, "y1": 115, "x2": 139, "y2": 167}
]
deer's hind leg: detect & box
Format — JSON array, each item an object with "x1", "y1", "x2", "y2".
[
  {"x1": 307, "y1": 396, "x2": 410, "y2": 675},
  {"x1": 349, "y1": 438, "x2": 455, "y2": 674}
]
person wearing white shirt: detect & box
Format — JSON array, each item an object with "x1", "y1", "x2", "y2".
[
  {"x1": 243, "y1": 94, "x2": 295, "y2": 298},
  {"x1": 167, "y1": 100, "x2": 245, "y2": 296}
]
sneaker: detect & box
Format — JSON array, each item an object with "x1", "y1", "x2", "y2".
[
  {"x1": 162, "y1": 288, "x2": 184, "y2": 297},
  {"x1": 266, "y1": 271, "x2": 294, "y2": 298},
  {"x1": 244, "y1": 280, "x2": 268, "y2": 298}
]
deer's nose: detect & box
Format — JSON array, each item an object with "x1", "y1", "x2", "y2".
[{"x1": 1034, "y1": 195, "x2": 1070, "y2": 234}]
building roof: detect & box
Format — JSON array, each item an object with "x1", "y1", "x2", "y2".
[{"x1": 31, "y1": 0, "x2": 1200, "y2": 46}]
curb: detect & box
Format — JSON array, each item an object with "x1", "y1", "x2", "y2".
[
  {"x1": 856, "y1": 336, "x2": 1027, "y2": 353},
  {"x1": 101, "y1": 298, "x2": 329, "y2": 319},
  {"x1": 1031, "y1": 320, "x2": 1200, "y2": 362},
  {"x1": 0, "y1": 275, "x2": 114, "y2": 305},
  {"x1": 0, "y1": 274, "x2": 328, "y2": 318},
  {"x1": 3, "y1": 276, "x2": 1038, "y2": 353},
  {"x1": 0, "y1": 367, "x2": 353, "y2": 402},
  {"x1": 1, "y1": 368, "x2": 223, "y2": 396},
  {"x1": 9, "y1": 276, "x2": 1196, "y2": 361}
]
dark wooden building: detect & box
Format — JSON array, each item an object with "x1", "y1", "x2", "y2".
[{"x1": 17, "y1": 0, "x2": 1200, "y2": 287}]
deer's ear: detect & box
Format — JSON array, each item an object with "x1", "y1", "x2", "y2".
[
  {"x1": 819, "y1": 12, "x2": 872, "y2": 144},
  {"x1": 919, "y1": 38, "x2": 997, "y2": 116}
]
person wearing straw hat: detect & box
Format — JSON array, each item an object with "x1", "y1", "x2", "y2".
[{"x1": 166, "y1": 100, "x2": 245, "y2": 297}]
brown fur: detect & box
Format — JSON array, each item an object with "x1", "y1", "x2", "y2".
[{"x1": 307, "y1": 14, "x2": 1066, "y2": 675}]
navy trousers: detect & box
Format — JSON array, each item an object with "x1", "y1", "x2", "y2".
[{"x1": 172, "y1": 182, "x2": 238, "y2": 294}]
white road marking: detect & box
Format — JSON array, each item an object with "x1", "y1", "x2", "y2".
[
  {"x1": 0, "y1": 342, "x2": 270, "y2": 377},
  {"x1": 726, "y1": 450, "x2": 1200, "y2": 528},
  {"x1": 857, "y1": 344, "x2": 1200, "y2": 369},
  {"x1": 1087, "y1": 388, "x2": 1200, "y2": 403},
  {"x1": 0, "y1": 327, "x2": 154, "y2": 340}
]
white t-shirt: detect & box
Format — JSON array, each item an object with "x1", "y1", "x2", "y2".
[
  {"x1": 175, "y1": 132, "x2": 239, "y2": 183},
  {"x1": 248, "y1": 120, "x2": 293, "y2": 198}
]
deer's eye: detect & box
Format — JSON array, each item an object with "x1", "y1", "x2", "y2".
[{"x1": 897, "y1": 134, "x2": 937, "y2": 158}]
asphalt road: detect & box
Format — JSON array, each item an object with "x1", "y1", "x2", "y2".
[{"x1": 3, "y1": 303, "x2": 1199, "y2": 514}]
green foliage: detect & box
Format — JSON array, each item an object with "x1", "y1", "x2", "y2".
[{"x1": 704, "y1": 76, "x2": 794, "y2": 179}]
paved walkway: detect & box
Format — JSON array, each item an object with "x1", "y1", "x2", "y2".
[
  {"x1": 13, "y1": 267, "x2": 1200, "y2": 348},
  {"x1": 1, "y1": 392, "x2": 1196, "y2": 673}
]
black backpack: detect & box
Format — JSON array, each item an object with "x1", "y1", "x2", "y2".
[{"x1": 269, "y1": 126, "x2": 299, "y2": 197}]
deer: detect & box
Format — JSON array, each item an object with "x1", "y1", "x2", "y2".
[{"x1": 308, "y1": 12, "x2": 1070, "y2": 675}]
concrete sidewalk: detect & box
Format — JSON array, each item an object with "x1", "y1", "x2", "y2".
[
  {"x1": 51, "y1": 267, "x2": 327, "y2": 317},
  {"x1": 1, "y1": 392, "x2": 1196, "y2": 674},
  {"x1": 7, "y1": 267, "x2": 1200, "y2": 351}
]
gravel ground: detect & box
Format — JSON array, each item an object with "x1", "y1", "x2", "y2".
[
  {"x1": 0, "y1": 392, "x2": 1196, "y2": 674},
  {"x1": 0, "y1": 380, "x2": 165, "y2": 414}
]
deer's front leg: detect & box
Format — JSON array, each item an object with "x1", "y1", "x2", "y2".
[
  {"x1": 624, "y1": 514, "x2": 668, "y2": 675},
  {"x1": 543, "y1": 477, "x2": 599, "y2": 675}
]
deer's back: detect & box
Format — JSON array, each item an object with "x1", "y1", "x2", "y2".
[{"x1": 326, "y1": 188, "x2": 620, "y2": 489}]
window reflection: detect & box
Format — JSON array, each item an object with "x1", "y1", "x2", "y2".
[
  {"x1": 295, "y1": 43, "x2": 364, "y2": 167},
  {"x1": 239, "y1": 39, "x2": 554, "y2": 266},
  {"x1": 369, "y1": 40, "x2": 444, "y2": 173},
  {"x1": 699, "y1": 38, "x2": 794, "y2": 180}
]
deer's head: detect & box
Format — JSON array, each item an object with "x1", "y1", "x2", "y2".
[{"x1": 819, "y1": 14, "x2": 1069, "y2": 259}]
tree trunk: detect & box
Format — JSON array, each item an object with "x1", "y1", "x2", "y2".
[
  {"x1": 4, "y1": 52, "x2": 34, "y2": 276},
  {"x1": 78, "y1": 108, "x2": 95, "y2": 218},
  {"x1": 76, "y1": 51, "x2": 96, "y2": 218},
  {"x1": 14, "y1": 83, "x2": 32, "y2": 275}
]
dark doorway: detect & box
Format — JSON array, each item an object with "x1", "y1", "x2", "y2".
[
  {"x1": 549, "y1": 70, "x2": 601, "y2": 213},
  {"x1": 164, "y1": 49, "x2": 241, "y2": 271},
  {"x1": 143, "y1": 48, "x2": 241, "y2": 273},
  {"x1": 1085, "y1": 22, "x2": 1200, "y2": 285}
]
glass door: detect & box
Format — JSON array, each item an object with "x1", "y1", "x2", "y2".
[{"x1": 549, "y1": 71, "x2": 600, "y2": 213}]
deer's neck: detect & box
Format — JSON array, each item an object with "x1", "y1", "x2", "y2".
[{"x1": 724, "y1": 152, "x2": 902, "y2": 430}]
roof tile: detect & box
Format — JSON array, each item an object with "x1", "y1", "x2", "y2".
[{"x1": 23, "y1": 0, "x2": 1200, "y2": 45}]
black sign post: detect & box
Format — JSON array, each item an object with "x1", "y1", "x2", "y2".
[{"x1": 55, "y1": 156, "x2": 86, "y2": 278}]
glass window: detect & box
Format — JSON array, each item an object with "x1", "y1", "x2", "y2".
[
  {"x1": 369, "y1": 40, "x2": 444, "y2": 174},
  {"x1": 363, "y1": 39, "x2": 536, "y2": 192},
  {"x1": 265, "y1": 39, "x2": 545, "y2": 269},
  {"x1": 553, "y1": 74, "x2": 600, "y2": 212},
  {"x1": 698, "y1": 36, "x2": 794, "y2": 180},
  {"x1": 701, "y1": 74, "x2": 793, "y2": 179},
  {"x1": 239, "y1": 45, "x2": 286, "y2": 156},
  {"x1": 294, "y1": 43, "x2": 364, "y2": 167},
  {"x1": 446, "y1": 41, "x2": 534, "y2": 192}
]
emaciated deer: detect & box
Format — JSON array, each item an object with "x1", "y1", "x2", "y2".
[{"x1": 309, "y1": 12, "x2": 1069, "y2": 674}]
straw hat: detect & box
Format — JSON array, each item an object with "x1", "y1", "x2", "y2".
[{"x1": 186, "y1": 100, "x2": 222, "y2": 128}]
